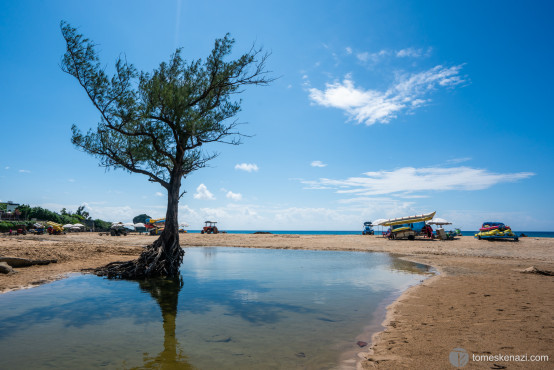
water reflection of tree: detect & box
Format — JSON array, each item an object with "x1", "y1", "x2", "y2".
[{"x1": 131, "y1": 277, "x2": 194, "y2": 370}]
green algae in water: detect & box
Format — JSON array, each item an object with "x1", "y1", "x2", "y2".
[{"x1": 0, "y1": 247, "x2": 432, "y2": 369}]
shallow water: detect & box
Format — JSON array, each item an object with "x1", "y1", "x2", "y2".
[{"x1": 0, "y1": 247, "x2": 432, "y2": 369}]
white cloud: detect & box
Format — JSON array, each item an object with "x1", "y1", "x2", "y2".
[
  {"x1": 235, "y1": 163, "x2": 259, "y2": 172},
  {"x1": 303, "y1": 166, "x2": 534, "y2": 197},
  {"x1": 446, "y1": 157, "x2": 472, "y2": 164},
  {"x1": 226, "y1": 191, "x2": 242, "y2": 201},
  {"x1": 68, "y1": 179, "x2": 75, "y2": 183},
  {"x1": 4, "y1": 166, "x2": 9, "y2": 170},
  {"x1": 194, "y1": 184, "x2": 215, "y2": 200},
  {"x1": 356, "y1": 49, "x2": 388, "y2": 63},
  {"x1": 19, "y1": 169, "x2": 30, "y2": 173},
  {"x1": 308, "y1": 65, "x2": 466, "y2": 125},
  {"x1": 155, "y1": 191, "x2": 164, "y2": 197},
  {"x1": 396, "y1": 47, "x2": 423, "y2": 58},
  {"x1": 310, "y1": 160, "x2": 327, "y2": 168},
  {"x1": 345, "y1": 46, "x2": 352, "y2": 54}
]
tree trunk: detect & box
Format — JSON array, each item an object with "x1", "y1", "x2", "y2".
[{"x1": 96, "y1": 177, "x2": 185, "y2": 279}]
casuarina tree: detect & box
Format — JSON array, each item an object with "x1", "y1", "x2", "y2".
[{"x1": 60, "y1": 21, "x2": 272, "y2": 279}]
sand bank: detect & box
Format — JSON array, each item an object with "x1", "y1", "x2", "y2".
[{"x1": 1, "y1": 233, "x2": 552, "y2": 368}]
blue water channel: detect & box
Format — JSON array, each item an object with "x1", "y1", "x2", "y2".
[{"x1": 0, "y1": 247, "x2": 432, "y2": 369}]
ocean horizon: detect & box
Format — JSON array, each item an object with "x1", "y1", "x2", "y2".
[{"x1": 185, "y1": 230, "x2": 554, "y2": 238}]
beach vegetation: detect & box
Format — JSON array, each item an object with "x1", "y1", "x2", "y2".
[
  {"x1": 60, "y1": 21, "x2": 273, "y2": 278},
  {"x1": 133, "y1": 214, "x2": 152, "y2": 224}
]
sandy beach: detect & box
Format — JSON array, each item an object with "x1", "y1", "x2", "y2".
[{"x1": 1, "y1": 233, "x2": 552, "y2": 368}]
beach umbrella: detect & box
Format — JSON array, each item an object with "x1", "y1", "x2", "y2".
[
  {"x1": 134, "y1": 222, "x2": 145, "y2": 228},
  {"x1": 180, "y1": 223, "x2": 190, "y2": 228},
  {"x1": 372, "y1": 219, "x2": 387, "y2": 226},
  {"x1": 63, "y1": 224, "x2": 73, "y2": 228},
  {"x1": 123, "y1": 222, "x2": 135, "y2": 229},
  {"x1": 427, "y1": 217, "x2": 452, "y2": 225},
  {"x1": 73, "y1": 223, "x2": 84, "y2": 228}
]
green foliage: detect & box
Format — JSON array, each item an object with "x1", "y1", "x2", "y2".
[
  {"x1": 13, "y1": 204, "x2": 110, "y2": 230},
  {"x1": 61, "y1": 21, "x2": 272, "y2": 192},
  {"x1": 93, "y1": 219, "x2": 112, "y2": 231},
  {"x1": 0, "y1": 221, "x2": 35, "y2": 233},
  {"x1": 75, "y1": 205, "x2": 90, "y2": 219},
  {"x1": 133, "y1": 214, "x2": 151, "y2": 224}
]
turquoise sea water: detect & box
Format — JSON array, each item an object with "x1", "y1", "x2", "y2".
[
  {"x1": 188, "y1": 230, "x2": 554, "y2": 238},
  {"x1": 0, "y1": 247, "x2": 432, "y2": 369}
]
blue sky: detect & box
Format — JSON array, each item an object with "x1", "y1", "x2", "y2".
[{"x1": 1, "y1": 0, "x2": 553, "y2": 230}]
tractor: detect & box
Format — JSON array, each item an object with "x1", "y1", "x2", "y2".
[
  {"x1": 110, "y1": 222, "x2": 128, "y2": 236},
  {"x1": 9, "y1": 225, "x2": 27, "y2": 235},
  {"x1": 201, "y1": 221, "x2": 219, "y2": 234},
  {"x1": 362, "y1": 221, "x2": 374, "y2": 235}
]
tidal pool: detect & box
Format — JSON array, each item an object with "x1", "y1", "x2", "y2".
[{"x1": 0, "y1": 247, "x2": 432, "y2": 369}]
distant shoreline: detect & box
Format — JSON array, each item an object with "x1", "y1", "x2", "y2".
[{"x1": 185, "y1": 230, "x2": 554, "y2": 238}]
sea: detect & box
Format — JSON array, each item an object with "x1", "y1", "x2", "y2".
[{"x1": 187, "y1": 230, "x2": 554, "y2": 238}]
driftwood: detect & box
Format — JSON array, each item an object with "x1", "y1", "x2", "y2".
[{"x1": 0, "y1": 257, "x2": 58, "y2": 268}]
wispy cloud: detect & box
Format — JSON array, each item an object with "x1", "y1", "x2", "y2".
[
  {"x1": 302, "y1": 166, "x2": 534, "y2": 197},
  {"x1": 4, "y1": 166, "x2": 9, "y2": 170},
  {"x1": 345, "y1": 46, "x2": 352, "y2": 55},
  {"x1": 226, "y1": 191, "x2": 242, "y2": 201},
  {"x1": 155, "y1": 191, "x2": 164, "y2": 197},
  {"x1": 193, "y1": 184, "x2": 215, "y2": 200},
  {"x1": 446, "y1": 157, "x2": 472, "y2": 164},
  {"x1": 235, "y1": 163, "x2": 259, "y2": 172},
  {"x1": 356, "y1": 49, "x2": 388, "y2": 63},
  {"x1": 396, "y1": 47, "x2": 423, "y2": 58},
  {"x1": 311, "y1": 160, "x2": 327, "y2": 168},
  {"x1": 308, "y1": 65, "x2": 466, "y2": 125},
  {"x1": 18, "y1": 169, "x2": 30, "y2": 173}
]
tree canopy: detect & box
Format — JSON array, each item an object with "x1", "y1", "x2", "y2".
[
  {"x1": 133, "y1": 214, "x2": 152, "y2": 224},
  {"x1": 61, "y1": 21, "x2": 272, "y2": 194}
]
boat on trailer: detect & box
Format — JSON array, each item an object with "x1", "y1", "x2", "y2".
[{"x1": 379, "y1": 211, "x2": 436, "y2": 227}]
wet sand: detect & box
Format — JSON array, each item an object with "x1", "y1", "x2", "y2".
[{"x1": 1, "y1": 233, "x2": 553, "y2": 368}]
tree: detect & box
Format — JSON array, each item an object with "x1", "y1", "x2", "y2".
[
  {"x1": 60, "y1": 21, "x2": 272, "y2": 279},
  {"x1": 75, "y1": 205, "x2": 90, "y2": 220},
  {"x1": 133, "y1": 214, "x2": 152, "y2": 224}
]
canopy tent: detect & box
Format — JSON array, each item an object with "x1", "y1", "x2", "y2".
[
  {"x1": 62, "y1": 224, "x2": 73, "y2": 228},
  {"x1": 134, "y1": 222, "x2": 145, "y2": 228}
]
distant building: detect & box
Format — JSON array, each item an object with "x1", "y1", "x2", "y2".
[{"x1": 0, "y1": 201, "x2": 20, "y2": 212}]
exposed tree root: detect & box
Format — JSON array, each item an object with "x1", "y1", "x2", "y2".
[{"x1": 95, "y1": 235, "x2": 184, "y2": 279}]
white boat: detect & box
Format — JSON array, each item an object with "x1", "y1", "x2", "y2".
[{"x1": 379, "y1": 211, "x2": 436, "y2": 227}]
